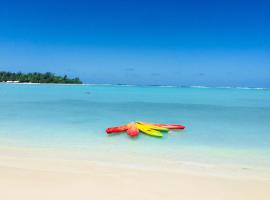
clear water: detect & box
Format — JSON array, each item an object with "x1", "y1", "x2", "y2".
[{"x1": 0, "y1": 83, "x2": 270, "y2": 169}]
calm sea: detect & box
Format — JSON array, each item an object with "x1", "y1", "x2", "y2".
[{"x1": 0, "y1": 83, "x2": 270, "y2": 171}]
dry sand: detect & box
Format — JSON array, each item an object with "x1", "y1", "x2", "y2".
[{"x1": 0, "y1": 148, "x2": 270, "y2": 200}]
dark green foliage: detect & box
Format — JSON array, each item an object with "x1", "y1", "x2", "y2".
[{"x1": 0, "y1": 71, "x2": 82, "y2": 84}]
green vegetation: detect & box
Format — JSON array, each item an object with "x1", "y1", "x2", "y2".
[{"x1": 0, "y1": 71, "x2": 82, "y2": 84}]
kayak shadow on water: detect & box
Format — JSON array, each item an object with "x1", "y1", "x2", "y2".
[
  {"x1": 107, "y1": 131, "x2": 140, "y2": 140},
  {"x1": 127, "y1": 133, "x2": 163, "y2": 140},
  {"x1": 107, "y1": 131, "x2": 163, "y2": 140},
  {"x1": 128, "y1": 135, "x2": 140, "y2": 140},
  {"x1": 170, "y1": 129, "x2": 185, "y2": 133},
  {"x1": 107, "y1": 131, "x2": 126, "y2": 137}
]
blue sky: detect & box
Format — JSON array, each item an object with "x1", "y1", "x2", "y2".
[{"x1": 0, "y1": 0, "x2": 270, "y2": 86}]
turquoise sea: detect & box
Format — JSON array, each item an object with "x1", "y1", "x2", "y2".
[{"x1": 0, "y1": 83, "x2": 270, "y2": 172}]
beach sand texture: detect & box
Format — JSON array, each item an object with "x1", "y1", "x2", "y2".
[{"x1": 1, "y1": 150, "x2": 270, "y2": 200}]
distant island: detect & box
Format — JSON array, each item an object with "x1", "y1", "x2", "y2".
[{"x1": 0, "y1": 71, "x2": 82, "y2": 84}]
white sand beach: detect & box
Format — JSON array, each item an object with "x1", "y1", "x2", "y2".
[{"x1": 1, "y1": 147, "x2": 270, "y2": 200}]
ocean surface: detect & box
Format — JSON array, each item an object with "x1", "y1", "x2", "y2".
[{"x1": 0, "y1": 83, "x2": 270, "y2": 173}]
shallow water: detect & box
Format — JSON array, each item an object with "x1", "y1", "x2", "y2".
[{"x1": 0, "y1": 83, "x2": 270, "y2": 171}]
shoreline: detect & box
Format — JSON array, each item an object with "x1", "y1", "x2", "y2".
[
  {"x1": 1, "y1": 82, "x2": 269, "y2": 90},
  {"x1": 1, "y1": 145, "x2": 270, "y2": 182}
]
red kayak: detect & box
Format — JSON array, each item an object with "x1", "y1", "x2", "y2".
[
  {"x1": 127, "y1": 123, "x2": 139, "y2": 137},
  {"x1": 106, "y1": 125, "x2": 128, "y2": 134},
  {"x1": 154, "y1": 124, "x2": 185, "y2": 129}
]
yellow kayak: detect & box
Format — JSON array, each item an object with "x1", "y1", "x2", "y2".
[
  {"x1": 136, "y1": 123, "x2": 163, "y2": 137},
  {"x1": 136, "y1": 121, "x2": 169, "y2": 132}
]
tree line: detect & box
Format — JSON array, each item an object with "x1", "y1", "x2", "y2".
[{"x1": 0, "y1": 71, "x2": 82, "y2": 84}]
